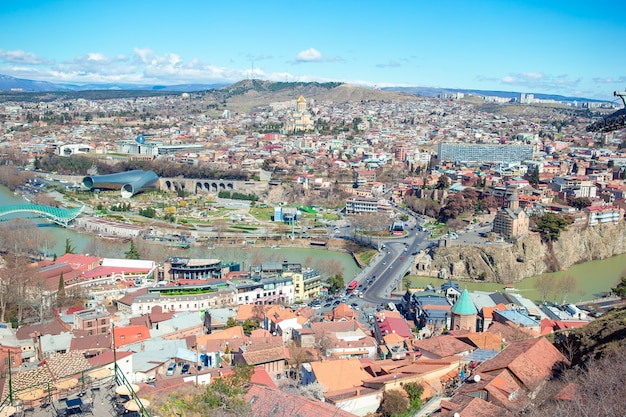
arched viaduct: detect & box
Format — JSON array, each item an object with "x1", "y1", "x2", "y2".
[{"x1": 159, "y1": 178, "x2": 269, "y2": 195}]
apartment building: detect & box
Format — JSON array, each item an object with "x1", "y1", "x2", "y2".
[{"x1": 73, "y1": 308, "x2": 110, "y2": 335}]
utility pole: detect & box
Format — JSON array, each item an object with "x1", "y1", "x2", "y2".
[{"x1": 7, "y1": 350, "x2": 13, "y2": 405}]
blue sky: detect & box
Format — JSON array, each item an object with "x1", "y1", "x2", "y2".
[{"x1": 1, "y1": 0, "x2": 625, "y2": 100}]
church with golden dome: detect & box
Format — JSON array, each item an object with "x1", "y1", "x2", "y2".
[{"x1": 284, "y1": 95, "x2": 314, "y2": 133}]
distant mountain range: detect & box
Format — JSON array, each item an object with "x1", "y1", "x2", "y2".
[
  {"x1": 0, "y1": 73, "x2": 607, "y2": 103},
  {"x1": 382, "y1": 86, "x2": 607, "y2": 103},
  {"x1": 0, "y1": 74, "x2": 227, "y2": 93}
]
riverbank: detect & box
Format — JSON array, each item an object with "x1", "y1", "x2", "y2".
[
  {"x1": 427, "y1": 221, "x2": 626, "y2": 284},
  {"x1": 407, "y1": 251, "x2": 626, "y2": 304}
]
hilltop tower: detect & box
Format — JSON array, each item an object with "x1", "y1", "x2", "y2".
[{"x1": 450, "y1": 289, "x2": 477, "y2": 331}]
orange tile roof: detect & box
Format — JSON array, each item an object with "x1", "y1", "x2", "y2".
[
  {"x1": 197, "y1": 326, "x2": 245, "y2": 344},
  {"x1": 481, "y1": 304, "x2": 508, "y2": 319},
  {"x1": 310, "y1": 358, "x2": 371, "y2": 395}
]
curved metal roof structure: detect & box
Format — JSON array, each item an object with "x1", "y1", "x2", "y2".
[
  {"x1": 0, "y1": 204, "x2": 84, "y2": 227},
  {"x1": 82, "y1": 170, "x2": 159, "y2": 198}
]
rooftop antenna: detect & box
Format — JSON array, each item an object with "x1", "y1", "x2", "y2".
[{"x1": 615, "y1": 90, "x2": 626, "y2": 107}]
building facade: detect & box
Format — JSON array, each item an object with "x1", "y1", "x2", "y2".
[{"x1": 438, "y1": 143, "x2": 534, "y2": 163}]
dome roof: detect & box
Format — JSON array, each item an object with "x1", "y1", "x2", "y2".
[{"x1": 451, "y1": 289, "x2": 477, "y2": 316}]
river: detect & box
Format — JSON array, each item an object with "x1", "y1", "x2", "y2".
[
  {"x1": 1, "y1": 184, "x2": 623, "y2": 302},
  {"x1": 0, "y1": 185, "x2": 361, "y2": 278}
]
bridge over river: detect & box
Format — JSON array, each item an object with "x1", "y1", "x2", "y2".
[{"x1": 0, "y1": 204, "x2": 84, "y2": 227}]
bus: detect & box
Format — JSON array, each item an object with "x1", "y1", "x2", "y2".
[{"x1": 347, "y1": 279, "x2": 358, "y2": 293}]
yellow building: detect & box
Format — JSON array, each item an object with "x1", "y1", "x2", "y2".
[{"x1": 285, "y1": 268, "x2": 323, "y2": 301}]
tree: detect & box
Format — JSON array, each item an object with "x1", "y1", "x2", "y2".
[
  {"x1": 378, "y1": 389, "x2": 409, "y2": 417},
  {"x1": 242, "y1": 319, "x2": 259, "y2": 335},
  {"x1": 436, "y1": 174, "x2": 450, "y2": 190},
  {"x1": 568, "y1": 197, "x2": 592, "y2": 210},
  {"x1": 611, "y1": 271, "x2": 626, "y2": 297},
  {"x1": 64, "y1": 238, "x2": 75, "y2": 254},
  {"x1": 532, "y1": 212, "x2": 572, "y2": 241},
  {"x1": 224, "y1": 317, "x2": 238, "y2": 328},
  {"x1": 534, "y1": 275, "x2": 556, "y2": 302},
  {"x1": 124, "y1": 240, "x2": 141, "y2": 260},
  {"x1": 530, "y1": 165, "x2": 540, "y2": 186},
  {"x1": 556, "y1": 275, "x2": 578, "y2": 304},
  {"x1": 57, "y1": 274, "x2": 66, "y2": 306},
  {"x1": 327, "y1": 274, "x2": 344, "y2": 294},
  {"x1": 403, "y1": 382, "x2": 424, "y2": 412}
]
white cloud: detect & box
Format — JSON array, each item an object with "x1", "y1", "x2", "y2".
[
  {"x1": 0, "y1": 49, "x2": 53, "y2": 65},
  {"x1": 520, "y1": 72, "x2": 544, "y2": 80},
  {"x1": 376, "y1": 60, "x2": 401, "y2": 68},
  {"x1": 295, "y1": 48, "x2": 323, "y2": 63},
  {"x1": 593, "y1": 76, "x2": 626, "y2": 84}
]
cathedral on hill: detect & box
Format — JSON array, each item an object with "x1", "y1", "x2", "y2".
[{"x1": 284, "y1": 95, "x2": 314, "y2": 133}]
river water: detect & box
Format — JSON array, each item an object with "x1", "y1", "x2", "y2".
[
  {"x1": 1, "y1": 185, "x2": 623, "y2": 302},
  {"x1": 0, "y1": 185, "x2": 362, "y2": 279}
]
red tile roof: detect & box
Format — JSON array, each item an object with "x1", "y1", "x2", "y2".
[
  {"x1": 478, "y1": 337, "x2": 568, "y2": 392},
  {"x1": 113, "y1": 325, "x2": 151, "y2": 347},
  {"x1": 245, "y1": 384, "x2": 358, "y2": 417}
]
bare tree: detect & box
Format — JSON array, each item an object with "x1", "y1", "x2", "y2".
[
  {"x1": 534, "y1": 275, "x2": 556, "y2": 303},
  {"x1": 213, "y1": 218, "x2": 229, "y2": 246},
  {"x1": 556, "y1": 275, "x2": 578, "y2": 305}
]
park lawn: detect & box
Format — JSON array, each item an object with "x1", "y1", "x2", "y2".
[{"x1": 249, "y1": 207, "x2": 274, "y2": 221}]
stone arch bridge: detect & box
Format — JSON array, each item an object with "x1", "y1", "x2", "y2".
[{"x1": 159, "y1": 178, "x2": 268, "y2": 195}]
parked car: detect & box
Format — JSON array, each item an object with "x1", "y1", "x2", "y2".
[
  {"x1": 181, "y1": 364, "x2": 190, "y2": 374},
  {"x1": 166, "y1": 362, "x2": 176, "y2": 376}
]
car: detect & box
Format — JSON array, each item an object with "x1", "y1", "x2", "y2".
[
  {"x1": 181, "y1": 364, "x2": 190, "y2": 374},
  {"x1": 166, "y1": 362, "x2": 176, "y2": 376},
  {"x1": 324, "y1": 303, "x2": 331, "y2": 308},
  {"x1": 333, "y1": 300, "x2": 341, "y2": 306},
  {"x1": 382, "y1": 261, "x2": 387, "y2": 265},
  {"x1": 351, "y1": 302, "x2": 358, "y2": 307},
  {"x1": 312, "y1": 302, "x2": 322, "y2": 310}
]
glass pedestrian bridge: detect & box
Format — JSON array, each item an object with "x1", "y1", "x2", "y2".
[{"x1": 0, "y1": 204, "x2": 84, "y2": 227}]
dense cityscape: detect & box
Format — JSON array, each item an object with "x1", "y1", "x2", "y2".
[{"x1": 0, "y1": 80, "x2": 625, "y2": 417}]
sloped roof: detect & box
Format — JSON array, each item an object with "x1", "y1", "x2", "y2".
[
  {"x1": 113, "y1": 324, "x2": 150, "y2": 347},
  {"x1": 478, "y1": 337, "x2": 568, "y2": 392},
  {"x1": 70, "y1": 333, "x2": 111, "y2": 351},
  {"x1": 245, "y1": 384, "x2": 357, "y2": 417},
  {"x1": 440, "y1": 393, "x2": 516, "y2": 417},
  {"x1": 310, "y1": 358, "x2": 371, "y2": 395},
  {"x1": 451, "y1": 289, "x2": 478, "y2": 315},
  {"x1": 16, "y1": 320, "x2": 68, "y2": 340},
  {"x1": 412, "y1": 335, "x2": 474, "y2": 359},
  {"x1": 46, "y1": 350, "x2": 92, "y2": 379}
]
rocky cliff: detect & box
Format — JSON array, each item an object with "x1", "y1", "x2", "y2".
[{"x1": 428, "y1": 222, "x2": 626, "y2": 283}]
